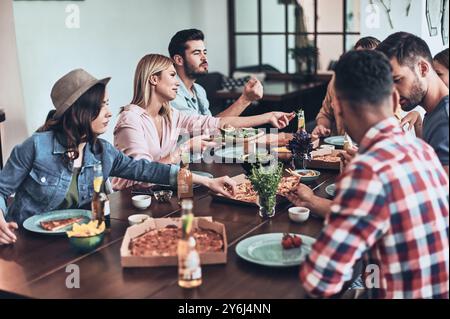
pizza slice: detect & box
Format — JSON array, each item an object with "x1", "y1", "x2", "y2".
[
  {"x1": 277, "y1": 176, "x2": 301, "y2": 197},
  {"x1": 40, "y1": 216, "x2": 85, "y2": 231}
]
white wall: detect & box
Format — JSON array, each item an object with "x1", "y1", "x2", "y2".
[
  {"x1": 192, "y1": 0, "x2": 229, "y2": 75},
  {"x1": 0, "y1": 0, "x2": 28, "y2": 164},
  {"x1": 9, "y1": 0, "x2": 228, "y2": 154},
  {"x1": 361, "y1": 0, "x2": 448, "y2": 55}
]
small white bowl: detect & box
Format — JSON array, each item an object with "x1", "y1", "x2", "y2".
[
  {"x1": 288, "y1": 207, "x2": 310, "y2": 223},
  {"x1": 128, "y1": 214, "x2": 150, "y2": 226},
  {"x1": 131, "y1": 195, "x2": 152, "y2": 210}
]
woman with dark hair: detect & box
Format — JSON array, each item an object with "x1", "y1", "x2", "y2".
[
  {"x1": 0, "y1": 69, "x2": 236, "y2": 245},
  {"x1": 433, "y1": 48, "x2": 449, "y2": 88}
]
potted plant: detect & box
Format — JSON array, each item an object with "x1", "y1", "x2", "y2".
[{"x1": 289, "y1": 45, "x2": 319, "y2": 77}]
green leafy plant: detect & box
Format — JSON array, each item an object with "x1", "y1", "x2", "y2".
[{"x1": 248, "y1": 163, "x2": 283, "y2": 216}]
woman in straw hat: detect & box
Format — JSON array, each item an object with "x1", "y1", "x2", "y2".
[
  {"x1": 0, "y1": 69, "x2": 236, "y2": 245},
  {"x1": 112, "y1": 54, "x2": 295, "y2": 190}
]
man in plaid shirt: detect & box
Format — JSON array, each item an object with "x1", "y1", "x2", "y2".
[{"x1": 287, "y1": 50, "x2": 449, "y2": 298}]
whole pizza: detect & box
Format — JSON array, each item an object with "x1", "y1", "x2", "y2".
[{"x1": 129, "y1": 225, "x2": 224, "y2": 257}]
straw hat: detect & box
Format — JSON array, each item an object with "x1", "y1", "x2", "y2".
[{"x1": 50, "y1": 68, "x2": 111, "y2": 118}]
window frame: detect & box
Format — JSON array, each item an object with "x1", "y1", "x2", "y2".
[{"x1": 228, "y1": 0, "x2": 361, "y2": 75}]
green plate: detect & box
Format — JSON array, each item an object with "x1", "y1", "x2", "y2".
[
  {"x1": 324, "y1": 136, "x2": 345, "y2": 147},
  {"x1": 325, "y1": 184, "x2": 336, "y2": 197},
  {"x1": 23, "y1": 209, "x2": 92, "y2": 235},
  {"x1": 236, "y1": 233, "x2": 315, "y2": 267},
  {"x1": 294, "y1": 169, "x2": 321, "y2": 183}
]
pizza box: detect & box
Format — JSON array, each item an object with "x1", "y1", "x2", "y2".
[
  {"x1": 305, "y1": 149, "x2": 345, "y2": 170},
  {"x1": 120, "y1": 217, "x2": 227, "y2": 268}
]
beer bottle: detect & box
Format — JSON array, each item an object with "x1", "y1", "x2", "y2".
[
  {"x1": 178, "y1": 199, "x2": 202, "y2": 288},
  {"x1": 92, "y1": 163, "x2": 111, "y2": 229},
  {"x1": 297, "y1": 108, "x2": 306, "y2": 131},
  {"x1": 177, "y1": 146, "x2": 193, "y2": 202}
]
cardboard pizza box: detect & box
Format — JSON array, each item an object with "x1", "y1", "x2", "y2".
[{"x1": 120, "y1": 217, "x2": 227, "y2": 268}]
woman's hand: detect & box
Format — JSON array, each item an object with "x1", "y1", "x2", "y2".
[
  {"x1": 269, "y1": 112, "x2": 296, "y2": 129},
  {"x1": 188, "y1": 135, "x2": 218, "y2": 153},
  {"x1": 204, "y1": 176, "x2": 237, "y2": 197},
  {"x1": 285, "y1": 184, "x2": 315, "y2": 209},
  {"x1": 0, "y1": 212, "x2": 18, "y2": 245}
]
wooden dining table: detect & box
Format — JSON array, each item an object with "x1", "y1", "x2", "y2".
[{"x1": 0, "y1": 160, "x2": 339, "y2": 299}]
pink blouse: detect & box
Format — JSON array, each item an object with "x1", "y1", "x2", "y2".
[{"x1": 111, "y1": 104, "x2": 220, "y2": 190}]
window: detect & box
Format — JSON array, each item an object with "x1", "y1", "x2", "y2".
[{"x1": 229, "y1": 0, "x2": 360, "y2": 75}]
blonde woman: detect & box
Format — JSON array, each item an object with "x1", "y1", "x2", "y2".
[{"x1": 112, "y1": 54, "x2": 294, "y2": 190}]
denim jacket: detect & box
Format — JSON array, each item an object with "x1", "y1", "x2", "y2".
[{"x1": 0, "y1": 131, "x2": 179, "y2": 224}]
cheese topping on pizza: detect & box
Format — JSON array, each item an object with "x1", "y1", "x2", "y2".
[{"x1": 129, "y1": 226, "x2": 224, "y2": 257}]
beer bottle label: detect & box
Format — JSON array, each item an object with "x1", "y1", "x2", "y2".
[
  {"x1": 179, "y1": 183, "x2": 189, "y2": 194},
  {"x1": 182, "y1": 251, "x2": 201, "y2": 280},
  {"x1": 104, "y1": 200, "x2": 110, "y2": 216},
  {"x1": 93, "y1": 176, "x2": 103, "y2": 193},
  {"x1": 181, "y1": 152, "x2": 190, "y2": 164}
]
